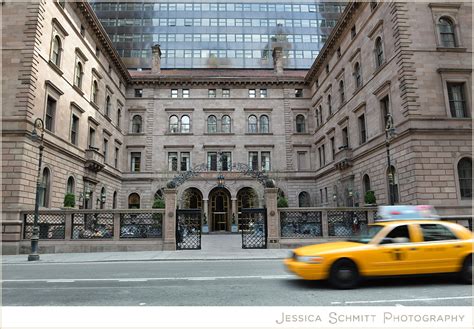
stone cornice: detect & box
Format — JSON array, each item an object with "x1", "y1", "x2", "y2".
[{"x1": 130, "y1": 76, "x2": 306, "y2": 86}]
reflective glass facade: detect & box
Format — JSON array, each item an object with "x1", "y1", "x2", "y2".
[{"x1": 91, "y1": 1, "x2": 344, "y2": 69}]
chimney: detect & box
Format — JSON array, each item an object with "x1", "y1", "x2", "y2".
[
  {"x1": 272, "y1": 46, "x2": 284, "y2": 75},
  {"x1": 151, "y1": 44, "x2": 162, "y2": 74}
]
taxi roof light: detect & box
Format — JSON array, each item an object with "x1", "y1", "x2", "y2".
[{"x1": 376, "y1": 205, "x2": 440, "y2": 222}]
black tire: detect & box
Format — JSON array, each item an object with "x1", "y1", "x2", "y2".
[
  {"x1": 459, "y1": 255, "x2": 472, "y2": 284},
  {"x1": 329, "y1": 259, "x2": 360, "y2": 289}
]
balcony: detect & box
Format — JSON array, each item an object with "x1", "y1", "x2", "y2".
[
  {"x1": 334, "y1": 147, "x2": 353, "y2": 171},
  {"x1": 85, "y1": 147, "x2": 105, "y2": 172}
]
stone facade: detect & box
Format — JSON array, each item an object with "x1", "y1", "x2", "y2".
[{"x1": 1, "y1": 0, "x2": 472, "y2": 239}]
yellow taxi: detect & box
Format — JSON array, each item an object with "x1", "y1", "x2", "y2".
[{"x1": 284, "y1": 205, "x2": 473, "y2": 289}]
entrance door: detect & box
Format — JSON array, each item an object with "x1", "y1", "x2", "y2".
[{"x1": 210, "y1": 189, "x2": 229, "y2": 231}]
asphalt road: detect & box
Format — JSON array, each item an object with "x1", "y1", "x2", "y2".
[{"x1": 2, "y1": 259, "x2": 472, "y2": 306}]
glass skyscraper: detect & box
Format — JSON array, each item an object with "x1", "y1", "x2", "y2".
[{"x1": 91, "y1": 1, "x2": 344, "y2": 70}]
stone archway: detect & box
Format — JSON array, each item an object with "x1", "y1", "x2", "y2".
[
  {"x1": 181, "y1": 187, "x2": 203, "y2": 209},
  {"x1": 208, "y1": 187, "x2": 231, "y2": 232}
]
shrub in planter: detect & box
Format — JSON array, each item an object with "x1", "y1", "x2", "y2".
[
  {"x1": 277, "y1": 196, "x2": 288, "y2": 208},
  {"x1": 152, "y1": 198, "x2": 165, "y2": 209},
  {"x1": 63, "y1": 193, "x2": 75, "y2": 208},
  {"x1": 364, "y1": 190, "x2": 376, "y2": 205}
]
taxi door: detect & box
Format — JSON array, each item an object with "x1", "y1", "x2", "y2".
[{"x1": 364, "y1": 224, "x2": 423, "y2": 276}]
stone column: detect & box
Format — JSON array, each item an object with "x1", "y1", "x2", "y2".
[
  {"x1": 113, "y1": 212, "x2": 121, "y2": 241},
  {"x1": 264, "y1": 188, "x2": 279, "y2": 248},
  {"x1": 64, "y1": 212, "x2": 72, "y2": 241},
  {"x1": 231, "y1": 198, "x2": 237, "y2": 226},
  {"x1": 203, "y1": 199, "x2": 209, "y2": 226},
  {"x1": 321, "y1": 210, "x2": 329, "y2": 238},
  {"x1": 163, "y1": 188, "x2": 177, "y2": 250}
]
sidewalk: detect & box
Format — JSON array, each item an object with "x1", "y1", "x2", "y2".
[{"x1": 2, "y1": 234, "x2": 292, "y2": 264}]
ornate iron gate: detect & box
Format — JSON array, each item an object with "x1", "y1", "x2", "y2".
[
  {"x1": 240, "y1": 208, "x2": 267, "y2": 249},
  {"x1": 176, "y1": 209, "x2": 201, "y2": 250}
]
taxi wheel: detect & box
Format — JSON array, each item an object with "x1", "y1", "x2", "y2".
[
  {"x1": 329, "y1": 259, "x2": 360, "y2": 289},
  {"x1": 459, "y1": 255, "x2": 472, "y2": 284}
]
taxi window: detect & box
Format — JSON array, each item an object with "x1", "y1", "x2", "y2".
[
  {"x1": 420, "y1": 224, "x2": 458, "y2": 241},
  {"x1": 381, "y1": 225, "x2": 411, "y2": 244}
]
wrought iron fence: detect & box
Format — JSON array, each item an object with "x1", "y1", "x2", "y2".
[
  {"x1": 280, "y1": 210, "x2": 322, "y2": 238},
  {"x1": 176, "y1": 209, "x2": 201, "y2": 250},
  {"x1": 23, "y1": 213, "x2": 66, "y2": 239},
  {"x1": 240, "y1": 208, "x2": 267, "y2": 249},
  {"x1": 72, "y1": 213, "x2": 114, "y2": 239},
  {"x1": 328, "y1": 210, "x2": 368, "y2": 237},
  {"x1": 120, "y1": 213, "x2": 163, "y2": 238}
]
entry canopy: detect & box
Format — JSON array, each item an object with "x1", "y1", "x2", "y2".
[{"x1": 377, "y1": 205, "x2": 440, "y2": 221}]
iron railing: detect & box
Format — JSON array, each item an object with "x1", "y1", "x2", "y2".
[
  {"x1": 72, "y1": 213, "x2": 114, "y2": 239},
  {"x1": 23, "y1": 213, "x2": 66, "y2": 239},
  {"x1": 280, "y1": 210, "x2": 322, "y2": 238},
  {"x1": 328, "y1": 210, "x2": 368, "y2": 237},
  {"x1": 120, "y1": 213, "x2": 163, "y2": 239}
]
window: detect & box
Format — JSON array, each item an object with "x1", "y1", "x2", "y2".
[
  {"x1": 298, "y1": 192, "x2": 310, "y2": 207},
  {"x1": 248, "y1": 89, "x2": 256, "y2": 98},
  {"x1": 261, "y1": 152, "x2": 271, "y2": 171},
  {"x1": 128, "y1": 193, "x2": 140, "y2": 209},
  {"x1": 74, "y1": 61, "x2": 83, "y2": 89},
  {"x1": 180, "y1": 152, "x2": 190, "y2": 171},
  {"x1": 297, "y1": 151, "x2": 308, "y2": 170},
  {"x1": 103, "y1": 138, "x2": 108, "y2": 162},
  {"x1": 420, "y1": 224, "x2": 458, "y2": 242},
  {"x1": 354, "y1": 62, "x2": 362, "y2": 89},
  {"x1": 182, "y1": 89, "x2": 189, "y2": 98},
  {"x1": 321, "y1": 145, "x2": 326, "y2": 166},
  {"x1": 208, "y1": 89, "x2": 216, "y2": 98},
  {"x1": 222, "y1": 115, "x2": 231, "y2": 133},
  {"x1": 112, "y1": 191, "x2": 117, "y2": 209},
  {"x1": 51, "y1": 36, "x2": 61, "y2": 66},
  {"x1": 337, "y1": 47, "x2": 341, "y2": 58},
  {"x1": 351, "y1": 25, "x2": 356, "y2": 39},
  {"x1": 134, "y1": 89, "x2": 143, "y2": 97},
  {"x1": 318, "y1": 106, "x2": 323, "y2": 126},
  {"x1": 39, "y1": 168, "x2": 50, "y2": 207},
  {"x1": 326, "y1": 64, "x2": 329, "y2": 74},
  {"x1": 249, "y1": 152, "x2": 258, "y2": 170},
  {"x1": 342, "y1": 127, "x2": 349, "y2": 148},
  {"x1": 207, "y1": 152, "x2": 231, "y2": 171},
  {"x1": 168, "y1": 152, "x2": 178, "y2": 171},
  {"x1": 438, "y1": 17, "x2": 456, "y2": 48},
  {"x1": 117, "y1": 108, "x2": 121, "y2": 129},
  {"x1": 383, "y1": 225, "x2": 410, "y2": 243},
  {"x1": 114, "y1": 147, "x2": 119, "y2": 168},
  {"x1": 295, "y1": 115, "x2": 306, "y2": 133},
  {"x1": 458, "y1": 158, "x2": 472, "y2": 199},
  {"x1": 358, "y1": 114, "x2": 367, "y2": 144},
  {"x1": 180, "y1": 115, "x2": 190, "y2": 133},
  {"x1": 327, "y1": 94, "x2": 332, "y2": 115},
  {"x1": 380, "y1": 96, "x2": 390, "y2": 128},
  {"x1": 66, "y1": 176, "x2": 75, "y2": 194},
  {"x1": 132, "y1": 115, "x2": 142, "y2": 133},
  {"x1": 339, "y1": 80, "x2": 345, "y2": 104},
  {"x1": 248, "y1": 115, "x2": 258, "y2": 133},
  {"x1": 171, "y1": 89, "x2": 178, "y2": 98},
  {"x1": 207, "y1": 152, "x2": 217, "y2": 171},
  {"x1": 222, "y1": 89, "x2": 230, "y2": 98},
  {"x1": 88, "y1": 127, "x2": 96, "y2": 148},
  {"x1": 375, "y1": 37, "x2": 384, "y2": 68},
  {"x1": 207, "y1": 115, "x2": 217, "y2": 133},
  {"x1": 92, "y1": 81, "x2": 98, "y2": 103},
  {"x1": 131, "y1": 152, "x2": 141, "y2": 172},
  {"x1": 363, "y1": 174, "x2": 371, "y2": 195},
  {"x1": 70, "y1": 115, "x2": 79, "y2": 145},
  {"x1": 447, "y1": 83, "x2": 468, "y2": 118},
  {"x1": 105, "y1": 96, "x2": 111, "y2": 117},
  {"x1": 295, "y1": 89, "x2": 303, "y2": 98},
  {"x1": 330, "y1": 137, "x2": 335, "y2": 160},
  {"x1": 169, "y1": 115, "x2": 179, "y2": 133},
  {"x1": 45, "y1": 96, "x2": 56, "y2": 132},
  {"x1": 260, "y1": 89, "x2": 267, "y2": 98},
  {"x1": 100, "y1": 187, "x2": 106, "y2": 209},
  {"x1": 259, "y1": 115, "x2": 269, "y2": 133}
]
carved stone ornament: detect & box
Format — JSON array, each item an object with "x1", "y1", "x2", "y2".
[
  {"x1": 168, "y1": 211, "x2": 174, "y2": 218},
  {"x1": 270, "y1": 210, "x2": 276, "y2": 216}
]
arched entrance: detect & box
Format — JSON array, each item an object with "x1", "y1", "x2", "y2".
[
  {"x1": 181, "y1": 187, "x2": 203, "y2": 209},
  {"x1": 209, "y1": 187, "x2": 231, "y2": 232}
]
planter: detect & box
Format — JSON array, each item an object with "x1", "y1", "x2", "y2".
[
  {"x1": 202, "y1": 224, "x2": 209, "y2": 234},
  {"x1": 231, "y1": 224, "x2": 238, "y2": 233}
]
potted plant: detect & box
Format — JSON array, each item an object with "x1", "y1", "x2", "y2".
[
  {"x1": 63, "y1": 193, "x2": 75, "y2": 208},
  {"x1": 364, "y1": 190, "x2": 377, "y2": 206},
  {"x1": 231, "y1": 213, "x2": 238, "y2": 233},
  {"x1": 202, "y1": 213, "x2": 209, "y2": 234},
  {"x1": 277, "y1": 196, "x2": 288, "y2": 208}
]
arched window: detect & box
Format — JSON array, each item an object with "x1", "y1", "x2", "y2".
[
  {"x1": 66, "y1": 176, "x2": 75, "y2": 194},
  {"x1": 298, "y1": 191, "x2": 310, "y2": 207},
  {"x1": 259, "y1": 115, "x2": 269, "y2": 133},
  {"x1": 117, "y1": 108, "x2": 122, "y2": 128},
  {"x1": 128, "y1": 193, "x2": 140, "y2": 209},
  {"x1": 100, "y1": 187, "x2": 106, "y2": 209},
  {"x1": 169, "y1": 115, "x2": 179, "y2": 133},
  {"x1": 154, "y1": 189, "x2": 163, "y2": 201},
  {"x1": 438, "y1": 17, "x2": 456, "y2": 48},
  {"x1": 248, "y1": 115, "x2": 257, "y2": 133},
  {"x1": 221, "y1": 115, "x2": 231, "y2": 133},
  {"x1": 180, "y1": 115, "x2": 190, "y2": 133},
  {"x1": 132, "y1": 115, "x2": 142, "y2": 133},
  {"x1": 92, "y1": 81, "x2": 98, "y2": 104},
  {"x1": 387, "y1": 166, "x2": 399, "y2": 204},
  {"x1": 51, "y1": 36, "x2": 61, "y2": 66},
  {"x1": 207, "y1": 115, "x2": 217, "y2": 133},
  {"x1": 458, "y1": 157, "x2": 472, "y2": 199},
  {"x1": 375, "y1": 37, "x2": 384, "y2": 68},
  {"x1": 75, "y1": 62, "x2": 83, "y2": 88},
  {"x1": 295, "y1": 114, "x2": 306, "y2": 133},
  {"x1": 354, "y1": 62, "x2": 362, "y2": 89},
  {"x1": 327, "y1": 94, "x2": 332, "y2": 115},
  {"x1": 112, "y1": 191, "x2": 117, "y2": 209},
  {"x1": 40, "y1": 168, "x2": 50, "y2": 207},
  {"x1": 105, "y1": 96, "x2": 111, "y2": 117},
  {"x1": 339, "y1": 80, "x2": 345, "y2": 104},
  {"x1": 362, "y1": 174, "x2": 371, "y2": 195}
]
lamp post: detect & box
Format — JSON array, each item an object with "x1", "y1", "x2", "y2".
[
  {"x1": 28, "y1": 118, "x2": 45, "y2": 261},
  {"x1": 385, "y1": 113, "x2": 396, "y2": 205}
]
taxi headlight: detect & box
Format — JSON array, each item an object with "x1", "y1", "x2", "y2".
[{"x1": 296, "y1": 256, "x2": 324, "y2": 264}]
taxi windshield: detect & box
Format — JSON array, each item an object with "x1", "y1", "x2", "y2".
[{"x1": 347, "y1": 225, "x2": 384, "y2": 244}]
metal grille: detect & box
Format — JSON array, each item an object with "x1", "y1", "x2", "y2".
[
  {"x1": 240, "y1": 208, "x2": 267, "y2": 249},
  {"x1": 23, "y1": 213, "x2": 65, "y2": 239},
  {"x1": 328, "y1": 210, "x2": 368, "y2": 237},
  {"x1": 72, "y1": 213, "x2": 114, "y2": 239},
  {"x1": 120, "y1": 213, "x2": 163, "y2": 238},
  {"x1": 280, "y1": 211, "x2": 322, "y2": 238},
  {"x1": 176, "y1": 209, "x2": 201, "y2": 250}
]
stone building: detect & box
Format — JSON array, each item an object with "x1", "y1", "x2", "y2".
[{"x1": 1, "y1": 0, "x2": 472, "y2": 236}]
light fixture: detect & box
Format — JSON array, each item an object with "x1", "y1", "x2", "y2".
[{"x1": 217, "y1": 174, "x2": 225, "y2": 188}]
